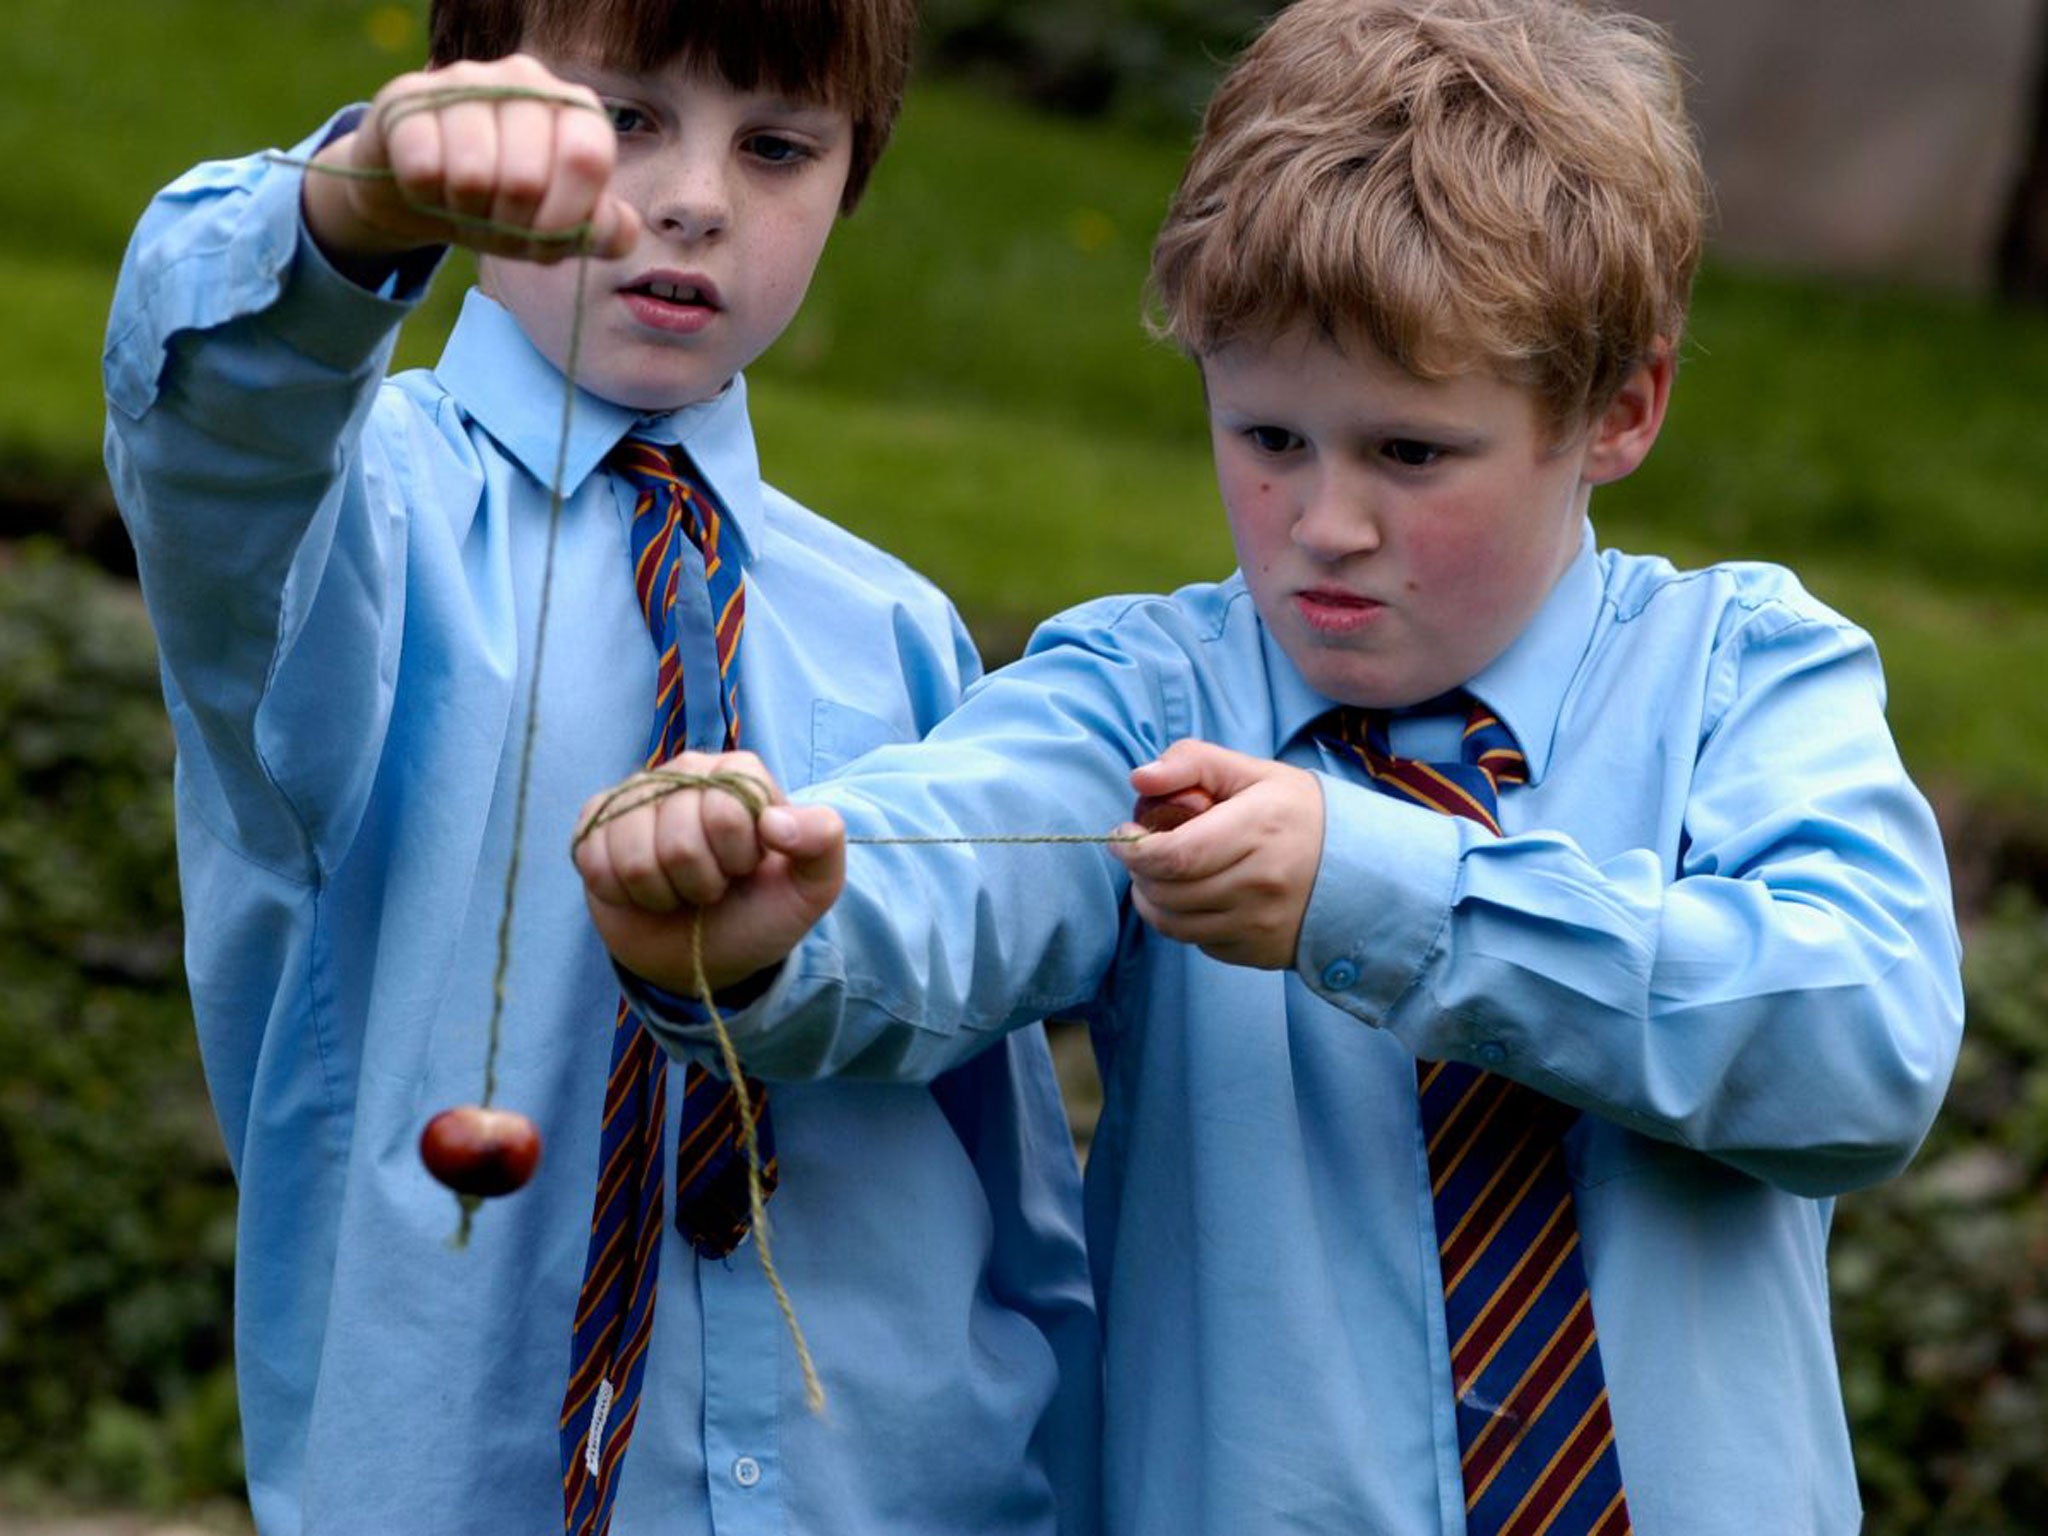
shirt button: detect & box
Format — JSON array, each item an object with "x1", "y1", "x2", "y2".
[
  {"x1": 732, "y1": 1456, "x2": 762, "y2": 1489},
  {"x1": 1321, "y1": 959, "x2": 1361, "y2": 991},
  {"x1": 1477, "y1": 1041, "x2": 1508, "y2": 1065}
]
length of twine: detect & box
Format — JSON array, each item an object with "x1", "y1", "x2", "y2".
[
  {"x1": 273, "y1": 84, "x2": 598, "y2": 1255},
  {"x1": 575, "y1": 768, "x2": 1145, "y2": 848},
  {"x1": 568, "y1": 770, "x2": 1139, "y2": 1419},
  {"x1": 284, "y1": 85, "x2": 1146, "y2": 1413}
]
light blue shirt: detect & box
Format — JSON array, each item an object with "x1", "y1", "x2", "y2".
[
  {"x1": 653, "y1": 535, "x2": 1963, "y2": 1535},
  {"x1": 103, "y1": 125, "x2": 1097, "y2": 1536}
]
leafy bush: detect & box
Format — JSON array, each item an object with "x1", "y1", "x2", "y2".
[
  {"x1": 1835, "y1": 888, "x2": 2048, "y2": 1532},
  {"x1": 918, "y1": 0, "x2": 1268, "y2": 128},
  {"x1": 0, "y1": 541, "x2": 240, "y2": 1503}
]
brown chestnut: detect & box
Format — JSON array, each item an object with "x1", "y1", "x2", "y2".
[
  {"x1": 1133, "y1": 787, "x2": 1217, "y2": 834},
  {"x1": 420, "y1": 1105, "x2": 543, "y2": 1198}
]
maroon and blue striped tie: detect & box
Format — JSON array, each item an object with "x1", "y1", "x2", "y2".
[
  {"x1": 559, "y1": 439, "x2": 772, "y2": 1536},
  {"x1": 1321, "y1": 695, "x2": 1632, "y2": 1536}
]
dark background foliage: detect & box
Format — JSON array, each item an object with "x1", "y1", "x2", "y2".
[
  {"x1": 1831, "y1": 889, "x2": 2048, "y2": 1531},
  {"x1": 917, "y1": 0, "x2": 1268, "y2": 126},
  {"x1": 0, "y1": 549, "x2": 240, "y2": 1505}
]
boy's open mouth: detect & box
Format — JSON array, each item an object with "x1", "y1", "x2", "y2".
[
  {"x1": 618, "y1": 273, "x2": 722, "y2": 336},
  {"x1": 624, "y1": 278, "x2": 716, "y2": 309}
]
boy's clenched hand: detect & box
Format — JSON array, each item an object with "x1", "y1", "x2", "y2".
[
  {"x1": 572, "y1": 751, "x2": 847, "y2": 996},
  {"x1": 303, "y1": 53, "x2": 637, "y2": 282},
  {"x1": 1112, "y1": 740, "x2": 1325, "y2": 970}
]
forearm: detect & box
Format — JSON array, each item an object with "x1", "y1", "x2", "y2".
[
  {"x1": 103, "y1": 122, "x2": 436, "y2": 871},
  {"x1": 105, "y1": 122, "x2": 428, "y2": 584},
  {"x1": 632, "y1": 635, "x2": 1171, "y2": 1082},
  {"x1": 647, "y1": 782, "x2": 1129, "y2": 1082},
  {"x1": 1304, "y1": 773, "x2": 1962, "y2": 1195}
]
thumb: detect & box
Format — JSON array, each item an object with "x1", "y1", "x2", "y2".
[
  {"x1": 758, "y1": 804, "x2": 846, "y2": 911},
  {"x1": 589, "y1": 196, "x2": 640, "y2": 260},
  {"x1": 1130, "y1": 738, "x2": 1272, "y2": 805}
]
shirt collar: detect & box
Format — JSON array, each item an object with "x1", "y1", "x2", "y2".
[
  {"x1": 434, "y1": 288, "x2": 765, "y2": 564},
  {"x1": 1265, "y1": 523, "x2": 1602, "y2": 782}
]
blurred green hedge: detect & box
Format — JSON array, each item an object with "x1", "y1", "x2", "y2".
[
  {"x1": 1834, "y1": 887, "x2": 2048, "y2": 1532},
  {"x1": 0, "y1": 544, "x2": 239, "y2": 1505},
  {"x1": 1, "y1": 540, "x2": 2044, "y2": 1526},
  {"x1": 919, "y1": 0, "x2": 1267, "y2": 128}
]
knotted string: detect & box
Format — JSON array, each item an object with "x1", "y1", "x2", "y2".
[
  {"x1": 268, "y1": 85, "x2": 607, "y2": 249},
  {"x1": 272, "y1": 86, "x2": 604, "y2": 1211},
  {"x1": 567, "y1": 768, "x2": 1141, "y2": 1418}
]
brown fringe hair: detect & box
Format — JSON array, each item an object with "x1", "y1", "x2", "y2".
[{"x1": 428, "y1": 0, "x2": 917, "y2": 209}]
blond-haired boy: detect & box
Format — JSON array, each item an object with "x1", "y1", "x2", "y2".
[
  {"x1": 103, "y1": 2, "x2": 1097, "y2": 1532},
  {"x1": 580, "y1": 2, "x2": 1963, "y2": 1532}
]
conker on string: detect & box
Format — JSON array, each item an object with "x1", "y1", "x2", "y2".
[
  {"x1": 1133, "y1": 787, "x2": 1217, "y2": 834},
  {"x1": 420, "y1": 1105, "x2": 543, "y2": 1197}
]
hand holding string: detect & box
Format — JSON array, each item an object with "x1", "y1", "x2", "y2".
[
  {"x1": 1112, "y1": 739, "x2": 1324, "y2": 969},
  {"x1": 572, "y1": 756, "x2": 849, "y2": 998},
  {"x1": 296, "y1": 55, "x2": 637, "y2": 282}
]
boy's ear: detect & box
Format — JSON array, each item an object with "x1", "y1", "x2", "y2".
[{"x1": 1581, "y1": 344, "x2": 1675, "y2": 487}]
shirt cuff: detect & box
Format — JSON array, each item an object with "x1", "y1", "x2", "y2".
[
  {"x1": 301, "y1": 104, "x2": 446, "y2": 302},
  {"x1": 1295, "y1": 774, "x2": 1466, "y2": 1024},
  {"x1": 620, "y1": 961, "x2": 785, "y2": 1035}
]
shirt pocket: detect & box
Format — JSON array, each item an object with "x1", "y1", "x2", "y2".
[{"x1": 806, "y1": 697, "x2": 911, "y2": 786}]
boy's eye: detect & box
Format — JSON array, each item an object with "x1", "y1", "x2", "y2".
[
  {"x1": 603, "y1": 101, "x2": 650, "y2": 136},
  {"x1": 743, "y1": 132, "x2": 813, "y2": 166},
  {"x1": 1383, "y1": 439, "x2": 1442, "y2": 468},
  {"x1": 1244, "y1": 426, "x2": 1301, "y2": 454}
]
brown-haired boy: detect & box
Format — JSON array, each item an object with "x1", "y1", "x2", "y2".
[
  {"x1": 102, "y1": 3, "x2": 1097, "y2": 1533},
  {"x1": 578, "y1": 2, "x2": 1964, "y2": 1531}
]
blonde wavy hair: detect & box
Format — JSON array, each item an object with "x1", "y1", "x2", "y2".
[{"x1": 1149, "y1": 0, "x2": 1706, "y2": 431}]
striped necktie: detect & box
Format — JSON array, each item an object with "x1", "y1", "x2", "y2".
[
  {"x1": 1320, "y1": 695, "x2": 1632, "y2": 1536},
  {"x1": 558, "y1": 439, "x2": 774, "y2": 1536}
]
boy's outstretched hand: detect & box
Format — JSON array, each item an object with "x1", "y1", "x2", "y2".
[
  {"x1": 573, "y1": 752, "x2": 847, "y2": 997},
  {"x1": 1112, "y1": 740, "x2": 1326, "y2": 970},
  {"x1": 303, "y1": 53, "x2": 638, "y2": 283}
]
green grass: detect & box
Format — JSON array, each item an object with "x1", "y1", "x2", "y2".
[
  {"x1": 749, "y1": 374, "x2": 1228, "y2": 642},
  {"x1": 1620, "y1": 268, "x2": 2048, "y2": 602},
  {"x1": 5, "y1": 0, "x2": 2048, "y2": 804},
  {"x1": 0, "y1": 252, "x2": 118, "y2": 482}
]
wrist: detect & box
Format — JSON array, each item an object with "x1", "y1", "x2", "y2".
[
  {"x1": 627, "y1": 960, "x2": 783, "y2": 1020},
  {"x1": 299, "y1": 134, "x2": 440, "y2": 290}
]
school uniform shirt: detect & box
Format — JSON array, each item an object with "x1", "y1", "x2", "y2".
[
  {"x1": 646, "y1": 532, "x2": 1964, "y2": 1536},
  {"x1": 103, "y1": 124, "x2": 1097, "y2": 1536}
]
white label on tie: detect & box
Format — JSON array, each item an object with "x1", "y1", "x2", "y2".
[{"x1": 586, "y1": 1378, "x2": 615, "y2": 1477}]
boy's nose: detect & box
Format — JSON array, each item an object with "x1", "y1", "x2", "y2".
[
  {"x1": 644, "y1": 152, "x2": 731, "y2": 243},
  {"x1": 1291, "y1": 478, "x2": 1381, "y2": 561}
]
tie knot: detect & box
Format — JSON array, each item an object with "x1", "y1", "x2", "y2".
[
  {"x1": 1453, "y1": 697, "x2": 1528, "y2": 790},
  {"x1": 1317, "y1": 691, "x2": 1526, "y2": 830},
  {"x1": 609, "y1": 436, "x2": 686, "y2": 494},
  {"x1": 610, "y1": 438, "x2": 707, "y2": 534},
  {"x1": 611, "y1": 438, "x2": 736, "y2": 606}
]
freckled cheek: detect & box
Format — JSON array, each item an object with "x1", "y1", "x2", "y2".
[
  {"x1": 1219, "y1": 477, "x2": 1290, "y2": 571},
  {"x1": 1404, "y1": 523, "x2": 1509, "y2": 607},
  {"x1": 1218, "y1": 454, "x2": 1282, "y2": 511}
]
